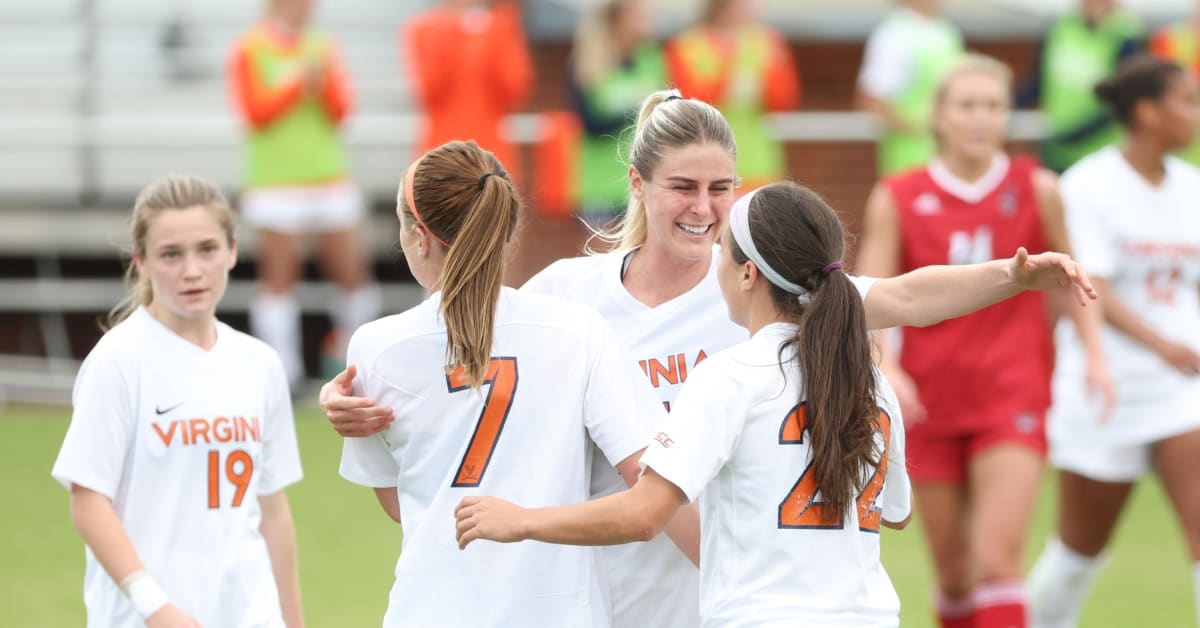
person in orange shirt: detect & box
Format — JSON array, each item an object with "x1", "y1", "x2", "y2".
[
  {"x1": 229, "y1": 0, "x2": 380, "y2": 389},
  {"x1": 403, "y1": 0, "x2": 535, "y2": 182},
  {"x1": 665, "y1": 0, "x2": 800, "y2": 190}
]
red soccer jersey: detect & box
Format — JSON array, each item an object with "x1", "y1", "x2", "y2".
[{"x1": 888, "y1": 154, "x2": 1053, "y2": 429}]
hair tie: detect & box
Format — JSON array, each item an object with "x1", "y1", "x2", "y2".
[
  {"x1": 822, "y1": 261, "x2": 842, "y2": 276},
  {"x1": 664, "y1": 94, "x2": 683, "y2": 102},
  {"x1": 477, "y1": 172, "x2": 495, "y2": 190},
  {"x1": 403, "y1": 156, "x2": 450, "y2": 248}
]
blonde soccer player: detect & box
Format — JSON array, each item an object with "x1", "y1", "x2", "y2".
[
  {"x1": 323, "y1": 91, "x2": 1100, "y2": 627},
  {"x1": 52, "y1": 175, "x2": 304, "y2": 627},
  {"x1": 335, "y1": 140, "x2": 686, "y2": 627},
  {"x1": 1028, "y1": 54, "x2": 1200, "y2": 628},
  {"x1": 456, "y1": 181, "x2": 911, "y2": 626}
]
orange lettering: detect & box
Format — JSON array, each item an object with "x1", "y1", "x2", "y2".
[
  {"x1": 694, "y1": 350, "x2": 708, "y2": 366},
  {"x1": 677, "y1": 353, "x2": 688, "y2": 381},
  {"x1": 152, "y1": 421, "x2": 179, "y2": 447},
  {"x1": 189, "y1": 419, "x2": 211, "y2": 445},
  {"x1": 238, "y1": 417, "x2": 261, "y2": 442},
  {"x1": 213, "y1": 417, "x2": 232, "y2": 443},
  {"x1": 647, "y1": 357, "x2": 679, "y2": 388}
]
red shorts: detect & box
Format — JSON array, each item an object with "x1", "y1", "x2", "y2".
[{"x1": 904, "y1": 409, "x2": 1047, "y2": 484}]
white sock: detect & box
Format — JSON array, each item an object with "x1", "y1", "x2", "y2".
[
  {"x1": 1192, "y1": 562, "x2": 1199, "y2": 627},
  {"x1": 329, "y1": 283, "x2": 382, "y2": 337},
  {"x1": 1027, "y1": 537, "x2": 1105, "y2": 628},
  {"x1": 250, "y1": 292, "x2": 303, "y2": 386}
]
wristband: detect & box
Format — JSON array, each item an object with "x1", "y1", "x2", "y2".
[{"x1": 119, "y1": 570, "x2": 169, "y2": 618}]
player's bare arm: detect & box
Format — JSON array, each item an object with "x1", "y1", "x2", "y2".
[
  {"x1": 455, "y1": 468, "x2": 687, "y2": 550},
  {"x1": 320, "y1": 365, "x2": 393, "y2": 437},
  {"x1": 616, "y1": 450, "x2": 700, "y2": 566},
  {"x1": 1092, "y1": 277, "x2": 1200, "y2": 376},
  {"x1": 863, "y1": 248, "x2": 1096, "y2": 331},
  {"x1": 69, "y1": 485, "x2": 200, "y2": 627},
  {"x1": 259, "y1": 491, "x2": 305, "y2": 628}
]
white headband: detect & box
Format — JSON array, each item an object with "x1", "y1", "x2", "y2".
[{"x1": 729, "y1": 187, "x2": 810, "y2": 298}]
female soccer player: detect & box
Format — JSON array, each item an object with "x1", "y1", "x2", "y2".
[
  {"x1": 857, "y1": 53, "x2": 1112, "y2": 628},
  {"x1": 52, "y1": 175, "x2": 304, "y2": 627},
  {"x1": 336, "y1": 140, "x2": 680, "y2": 627},
  {"x1": 324, "y1": 90, "x2": 1100, "y2": 627},
  {"x1": 455, "y1": 180, "x2": 912, "y2": 626},
  {"x1": 1027, "y1": 54, "x2": 1200, "y2": 628},
  {"x1": 229, "y1": 0, "x2": 379, "y2": 387}
]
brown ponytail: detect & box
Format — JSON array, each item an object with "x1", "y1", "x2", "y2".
[
  {"x1": 400, "y1": 140, "x2": 520, "y2": 388},
  {"x1": 729, "y1": 182, "x2": 881, "y2": 517}
]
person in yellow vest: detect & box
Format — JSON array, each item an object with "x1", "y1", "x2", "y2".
[
  {"x1": 228, "y1": 0, "x2": 380, "y2": 388},
  {"x1": 855, "y1": 0, "x2": 964, "y2": 176},
  {"x1": 1015, "y1": 0, "x2": 1143, "y2": 173},
  {"x1": 1150, "y1": 0, "x2": 1200, "y2": 166},
  {"x1": 665, "y1": 0, "x2": 800, "y2": 191},
  {"x1": 568, "y1": 0, "x2": 666, "y2": 225}
]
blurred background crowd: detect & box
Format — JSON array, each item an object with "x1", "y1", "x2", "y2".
[{"x1": 1, "y1": 0, "x2": 1197, "y2": 400}]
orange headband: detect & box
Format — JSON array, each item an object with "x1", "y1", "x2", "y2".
[{"x1": 403, "y1": 156, "x2": 450, "y2": 248}]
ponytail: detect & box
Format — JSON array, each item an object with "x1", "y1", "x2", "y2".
[
  {"x1": 731, "y1": 183, "x2": 880, "y2": 517},
  {"x1": 402, "y1": 141, "x2": 520, "y2": 389}
]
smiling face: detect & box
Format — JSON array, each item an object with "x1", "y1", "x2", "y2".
[
  {"x1": 631, "y1": 142, "x2": 737, "y2": 264},
  {"x1": 135, "y1": 205, "x2": 236, "y2": 326}
]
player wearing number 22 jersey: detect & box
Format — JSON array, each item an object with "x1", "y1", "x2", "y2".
[
  {"x1": 52, "y1": 306, "x2": 304, "y2": 627},
  {"x1": 338, "y1": 288, "x2": 659, "y2": 627},
  {"x1": 887, "y1": 154, "x2": 1053, "y2": 478}
]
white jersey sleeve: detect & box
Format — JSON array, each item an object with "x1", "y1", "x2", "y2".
[
  {"x1": 339, "y1": 332, "x2": 403, "y2": 488},
  {"x1": 257, "y1": 348, "x2": 303, "y2": 494},
  {"x1": 581, "y1": 311, "x2": 664, "y2": 468},
  {"x1": 850, "y1": 274, "x2": 879, "y2": 301},
  {"x1": 1060, "y1": 172, "x2": 1116, "y2": 278},
  {"x1": 51, "y1": 342, "x2": 135, "y2": 498},
  {"x1": 857, "y1": 20, "x2": 914, "y2": 100},
  {"x1": 639, "y1": 355, "x2": 743, "y2": 502},
  {"x1": 875, "y1": 378, "x2": 911, "y2": 523}
]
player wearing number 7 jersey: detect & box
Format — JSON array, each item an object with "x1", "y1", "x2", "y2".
[
  {"x1": 51, "y1": 175, "x2": 305, "y2": 627},
  {"x1": 456, "y1": 181, "x2": 912, "y2": 627},
  {"x1": 337, "y1": 140, "x2": 670, "y2": 627},
  {"x1": 1027, "y1": 55, "x2": 1200, "y2": 628}
]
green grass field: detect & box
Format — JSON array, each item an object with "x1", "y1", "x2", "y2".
[{"x1": 2, "y1": 405, "x2": 1193, "y2": 626}]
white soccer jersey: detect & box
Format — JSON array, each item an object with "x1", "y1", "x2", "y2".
[
  {"x1": 1054, "y1": 146, "x2": 1200, "y2": 445},
  {"x1": 640, "y1": 323, "x2": 910, "y2": 628},
  {"x1": 523, "y1": 247, "x2": 879, "y2": 628},
  {"x1": 51, "y1": 307, "x2": 303, "y2": 628},
  {"x1": 339, "y1": 287, "x2": 657, "y2": 628}
]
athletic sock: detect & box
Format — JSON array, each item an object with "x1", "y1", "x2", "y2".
[
  {"x1": 250, "y1": 292, "x2": 303, "y2": 386},
  {"x1": 973, "y1": 579, "x2": 1026, "y2": 628},
  {"x1": 936, "y1": 590, "x2": 973, "y2": 628},
  {"x1": 1027, "y1": 537, "x2": 1105, "y2": 628}
]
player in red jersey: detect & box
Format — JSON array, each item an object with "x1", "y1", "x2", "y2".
[{"x1": 857, "y1": 54, "x2": 1112, "y2": 628}]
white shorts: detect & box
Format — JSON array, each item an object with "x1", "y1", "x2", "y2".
[
  {"x1": 1049, "y1": 383, "x2": 1200, "y2": 482},
  {"x1": 239, "y1": 180, "x2": 363, "y2": 234}
]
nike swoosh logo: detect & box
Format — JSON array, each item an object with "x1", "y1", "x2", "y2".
[{"x1": 155, "y1": 402, "x2": 183, "y2": 415}]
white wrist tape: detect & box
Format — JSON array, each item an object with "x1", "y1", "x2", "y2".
[{"x1": 120, "y1": 570, "x2": 169, "y2": 619}]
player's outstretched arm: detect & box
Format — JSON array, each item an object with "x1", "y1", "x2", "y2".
[
  {"x1": 615, "y1": 451, "x2": 699, "y2": 567},
  {"x1": 69, "y1": 485, "x2": 201, "y2": 627},
  {"x1": 455, "y1": 469, "x2": 687, "y2": 550},
  {"x1": 864, "y1": 248, "x2": 1097, "y2": 330},
  {"x1": 260, "y1": 491, "x2": 305, "y2": 628},
  {"x1": 320, "y1": 366, "x2": 393, "y2": 437}
]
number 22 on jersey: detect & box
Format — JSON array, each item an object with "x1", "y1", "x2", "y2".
[
  {"x1": 447, "y1": 357, "x2": 519, "y2": 487},
  {"x1": 777, "y1": 403, "x2": 892, "y2": 533}
]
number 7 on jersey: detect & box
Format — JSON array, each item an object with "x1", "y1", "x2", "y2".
[{"x1": 447, "y1": 357, "x2": 519, "y2": 487}]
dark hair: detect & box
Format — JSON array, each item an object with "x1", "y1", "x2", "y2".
[
  {"x1": 400, "y1": 140, "x2": 520, "y2": 388},
  {"x1": 1094, "y1": 54, "x2": 1186, "y2": 127},
  {"x1": 729, "y1": 182, "x2": 880, "y2": 518}
]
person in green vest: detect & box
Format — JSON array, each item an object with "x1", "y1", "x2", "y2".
[
  {"x1": 855, "y1": 0, "x2": 964, "y2": 176},
  {"x1": 567, "y1": 0, "x2": 666, "y2": 225},
  {"x1": 1150, "y1": 0, "x2": 1200, "y2": 166},
  {"x1": 228, "y1": 0, "x2": 380, "y2": 388},
  {"x1": 1016, "y1": 0, "x2": 1143, "y2": 173},
  {"x1": 665, "y1": 0, "x2": 800, "y2": 191}
]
